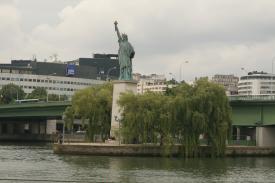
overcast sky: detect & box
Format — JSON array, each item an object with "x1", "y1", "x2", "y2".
[{"x1": 1, "y1": 0, "x2": 275, "y2": 81}]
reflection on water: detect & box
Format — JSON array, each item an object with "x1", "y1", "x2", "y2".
[{"x1": 0, "y1": 143, "x2": 274, "y2": 182}]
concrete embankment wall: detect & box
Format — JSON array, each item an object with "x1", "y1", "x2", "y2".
[{"x1": 53, "y1": 143, "x2": 275, "y2": 157}]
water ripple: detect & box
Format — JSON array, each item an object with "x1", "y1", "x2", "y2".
[{"x1": 0, "y1": 143, "x2": 275, "y2": 182}]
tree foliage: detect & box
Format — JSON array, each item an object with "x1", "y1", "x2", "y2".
[
  {"x1": 28, "y1": 87, "x2": 47, "y2": 99},
  {"x1": 0, "y1": 84, "x2": 25, "y2": 104},
  {"x1": 63, "y1": 106, "x2": 74, "y2": 132},
  {"x1": 118, "y1": 79, "x2": 232, "y2": 157},
  {"x1": 70, "y1": 83, "x2": 113, "y2": 141}
]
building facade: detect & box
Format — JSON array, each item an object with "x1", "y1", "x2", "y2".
[
  {"x1": 211, "y1": 74, "x2": 239, "y2": 95},
  {"x1": 0, "y1": 54, "x2": 119, "y2": 98},
  {"x1": 134, "y1": 73, "x2": 174, "y2": 94},
  {"x1": 238, "y1": 71, "x2": 275, "y2": 95}
]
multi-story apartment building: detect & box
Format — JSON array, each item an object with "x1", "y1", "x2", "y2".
[
  {"x1": 238, "y1": 71, "x2": 275, "y2": 95},
  {"x1": 133, "y1": 73, "x2": 175, "y2": 94},
  {"x1": 212, "y1": 74, "x2": 239, "y2": 95}
]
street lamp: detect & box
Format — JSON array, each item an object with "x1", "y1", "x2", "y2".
[
  {"x1": 62, "y1": 114, "x2": 65, "y2": 144},
  {"x1": 272, "y1": 58, "x2": 275, "y2": 75},
  {"x1": 180, "y1": 61, "x2": 189, "y2": 83},
  {"x1": 169, "y1": 72, "x2": 174, "y2": 79},
  {"x1": 106, "y1": 66, "x2": 117, "y2": 81},
  {"x1": 114, "y1": 115, "x2": 120, "y2": 145}
]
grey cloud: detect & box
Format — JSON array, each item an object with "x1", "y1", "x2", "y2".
[{"x1": 1, "y1": 0, "x2": 275, "y2": 81}]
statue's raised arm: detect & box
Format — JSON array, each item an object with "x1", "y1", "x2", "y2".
[
  {"x1": 113, "y1": 21, "x2": 135, "y2": 80},
  {"x1": 114, "y1": 21, "x2": 122, "y2": 41}
]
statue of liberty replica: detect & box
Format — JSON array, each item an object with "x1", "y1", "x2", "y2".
[
  {"x1": 114, "y1": 21, "x2": 135, "y2": 80},
  {"x1": 110, "y1": 21, "x2": 137, "y2": 140}
]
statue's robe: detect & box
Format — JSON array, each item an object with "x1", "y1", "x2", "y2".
[{"x1": 118, "y1": 39, "x2": 135, "y2": 80}]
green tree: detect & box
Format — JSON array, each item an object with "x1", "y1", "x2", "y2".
[
  {"x1": 63, "y1": 106, "x2": 75, "y2": 132},
  {"x1": 71, "y1": 83, "x2": 113, "y2": 141},
  {"x1": 118, "y1": 92, "x2": 173, "y2": 146},
  {"x1": 60, "y1": 95, "x2": 68, "y2": 101},
  {"x1": 28, "y1": 87, "x2": 47, "y2": 99},
  {"x1": 48, "y1": 94, "x2": 59, "y2": 101},
  {"x1": 193, "y1": 79, "x2": 232, "y2": 156},
  {"x1": 118, "y1": 79, "x2": 232, "y2": 157},
  {"x1": 0, "y1": 84, "x2": 25, "y2": 104}
]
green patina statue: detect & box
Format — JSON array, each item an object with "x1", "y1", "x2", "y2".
[{"x1": 114, "y1": 21, "x2": 135, "y2": 80}]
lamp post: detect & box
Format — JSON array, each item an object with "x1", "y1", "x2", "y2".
[
  {"x1": 272, "y1": 58, "x2": 275, "y2": 75},
  {"x1": 106, "y1": 66, "x2": 117, "y2": 81},
  {"x1": 62, "y1": 114, "x2": 65, "y2": 144},
  {"x1": 114, "y1": 115, "x2": 120, "y2": 145},
  {"x1": 241, "y1": 68, "x2": 249, "y2": 96},
  {"x1": 272, "y1": 58, "x2": 275, "y2": 96},
  {"x1": 169, "y1": 72, "x2": 178, "y2": 85},
  {"x1": 180, "y1": 61, "x2": 189, "y2": 83}
]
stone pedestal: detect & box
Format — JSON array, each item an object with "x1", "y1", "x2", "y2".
[{"x1": 110, "y1": 80, "x2": 137, "y2": 139}]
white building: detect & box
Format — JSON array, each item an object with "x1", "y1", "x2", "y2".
[
  {"x1": 0, "y1": 54, "x2": 119, "y2": 99},
  {"x1": 238, "y1": 71, "x2": 275, "y2": 95},
  {"x1": 134, "y1": 73, "x2": 175, "y2": 94},
  {"x1": 0, "y1": 72, "x2": 105, "y2": 98}
]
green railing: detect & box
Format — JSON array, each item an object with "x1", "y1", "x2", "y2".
[
  {"x1": 228, "y1": 95, "x2": 275, "y2": 101},
  {"x1": 228, "y1": 139, "x2": 256, "y2": 146},
  {"x1": 199, "y1": 138, "x2": 256, "y2": 146}
]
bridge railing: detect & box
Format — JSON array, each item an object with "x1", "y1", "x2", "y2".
[
  {"x1": 228, "y1": 135, "x2": 256, "y2": 146},
  {"x1": 198, "y1": 136, "x2": 256, "y2": 146},
  {"x1": 228, "y1": 95, "x2": 275, "y2": 101}
]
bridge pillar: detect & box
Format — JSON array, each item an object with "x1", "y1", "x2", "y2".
[
  {"x1": 40, "y1": 122, "x2": 46, "y2": 134},
  {"x1": 31, "y1": 123, "x2": 39, "y2": 134},
  {"x1": 256, "y1": 126, "x2": 275, "y2": 147},
  {"x1": 236, "y1": 127, "x2": 241, "y2": 140},
  {"x1": 46, "y1": 120, "x2": 57, "y2": 134},
  {"x1": 7, "y1": 123, "x2": 14, "y2": 134}
]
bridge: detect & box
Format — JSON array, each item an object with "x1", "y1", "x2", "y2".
[
  {"x1": 0, "y1": 95, "x2": 275, "y2": 146},
  {"x1": 0, "y1": 101, "x2": 70, "y2": 118},
  {"x1": 0, "y1": 101, "x2": 71, "y2": 141},
  {"x1": 229, "y1": 95, "x2": 275, "y2": 147}
]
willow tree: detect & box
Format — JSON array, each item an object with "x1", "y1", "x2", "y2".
[
  {"x1": 119, "y1": 79, "x2": 232, "y2": 157},
  {"x1": 71, "y1": 83, "x2": 113, "y2": 141},
  {"x1": 169, "y1": 79, "x2": 232, "y2": 157},
  {"x1": 118, "y1": 92, "x2": 173, "y2": 145},
  {"x1": 192, "y1": 79, "x2": 232, "y2": 156},
  {"x1": 165, "y1": 83, "x2": 206, "y2": 157},
  {"x1": 63, "y1": 106, "x2": 75, "y2": 132}
]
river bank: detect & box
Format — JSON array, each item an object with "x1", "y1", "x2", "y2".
[{"x1": 53, "y1": 143, "x2": 275, "y2": 157}]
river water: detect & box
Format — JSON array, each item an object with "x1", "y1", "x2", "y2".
[{"x1": 0, "y1": 143, "x2": 274, "y2": 183}]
